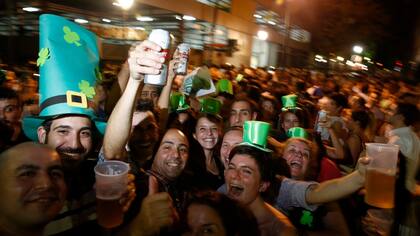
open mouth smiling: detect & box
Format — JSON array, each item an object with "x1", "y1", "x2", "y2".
[
  {"x1": 290, "y1": 160, "x2": 303, "y2": 169},
  {"x1": 166, "y1": 160, "x2": 181, "y2": 167},
  {"x1": 229, "y1": 183, "x2": 244, "y2": 197}
]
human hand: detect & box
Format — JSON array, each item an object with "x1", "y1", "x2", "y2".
[
  {"x1": 167, "y1": 49, "x2": 180, "y2": 83},
  {"x1": 127, "y1": 40, "x2": 165, "y2": 81},
  {"x1": 355, "y1": 156, "x2": 370, "y2": 184},
  {"x1": 361, "y1": 209, "x2": 393, "y2": 236},
  {"x1": 119, "y1": 173, "x2": 136, "y2": 212},
  {"x1": 129, "y1": 176, "x2": 178, "y2": 236},
  {"x1": 318, "y1": 115, "x2": 331, "y2": 128}
]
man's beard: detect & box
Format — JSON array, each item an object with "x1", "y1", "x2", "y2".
[{"x1": 56, "y1": 146, "x2": 87, "y2": 170}]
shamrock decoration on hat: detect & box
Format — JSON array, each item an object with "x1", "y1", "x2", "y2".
[
  {"x1": 281, "y1": 94, "x2": 302, "y2": 112},
  {"x1": 170, "y1": 92, "x2": 190, "y2": 113},
  {"x1": 22, "y1": 14, "x2": 106, "y2": 141},
  {"x1": 287, "y1": 127, "x2": 309, "y2": 140},
  {"x1": 238, "y1": 121, "x2": 272, "y2": 152}
]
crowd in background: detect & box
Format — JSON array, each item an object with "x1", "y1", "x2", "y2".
[{"x1": 0, "y1": 39, "x2": 419, "y2": 236}]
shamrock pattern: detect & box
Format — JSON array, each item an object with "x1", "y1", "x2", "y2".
[
  {"x1": 95, "y1": 66, "x2": 103, "y2": 81},
  {"x1": 78, "y1": 80, "x2": 95, "y2": 99},
  {"x1": 300, "y1": 210, "x2": 314, "y2": 227},
  {"x1": 63, "y1": 26, "x2": 81, "y2": 46},
  {"x1": 37, "y1": 48, "x2": 50, "y2": 67}
]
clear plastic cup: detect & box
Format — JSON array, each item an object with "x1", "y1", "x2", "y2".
[
  {"x1": 364, "y1": 143, "x2": 399, "y2": 208},
  {"x1": 94, "y1": 161, "x2": 129, "y2": 228}
]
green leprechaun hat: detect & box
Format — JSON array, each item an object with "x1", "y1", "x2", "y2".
[
  {"x1": 281, "y1": 94, "x2": 302, "y2": 112},
  {"x1": 22, "y1": 14, "x2": 106, "y2": 141},
  {"x1": 287, "y1": 127, "x2": 309, "y2": 140},
  {"x1": 216, "y1": 79, "x2": 233, "y2": 95},
  {"x1": 170, "y1": 92, "x2": 190, "y2": 113},
  {"x1": 199, "y1": 98, "x2": 222, "y2": 118},
  {"x1": 238, "y1": 121, "x2": 272, "y2": 152}
]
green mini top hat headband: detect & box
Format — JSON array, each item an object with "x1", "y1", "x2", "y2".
[
  {"x1": 282, "y1": 94, "x2": 302, "y2": 112},
  {"x1": 170, "y1": 92, "x2": 190, "y2": 113},
  {"x1": 22, "y1": 14, "x2": 106, "y2": 141},
  {"x1": 238, "y1": 121, "x2": 272, "y2": 152},
  {"x1": 216, "y1": 79, "x2": 233, "y2": 95},
  {"x1": 287, "y1": 127, "x2": 309, "y2": 140},
  {"x1": 199, "y1": 98, "x2": 222, "y2": 118}
]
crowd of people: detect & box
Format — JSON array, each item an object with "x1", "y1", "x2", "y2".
[{"x1": 0, "y1": 14, "x2": 419, "y2": 236}]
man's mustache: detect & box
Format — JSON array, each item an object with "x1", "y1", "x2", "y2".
[{"x1": 56, "y1": 147, "x2": 86, "y2": 154}]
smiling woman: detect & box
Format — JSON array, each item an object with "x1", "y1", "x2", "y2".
[
  {"x1": 282, "y1": 138, "x2": 314, "y2": 181},
  {"x1": 187, "y1": 113, "x2": 225, "y2": 190}
]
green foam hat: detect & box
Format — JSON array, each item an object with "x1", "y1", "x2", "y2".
[
  {"x1": 170, "y1": 92, "x2": 190, "y2": 113},
  {"x1": 199, "y1": 98, "x2": 222, "y2": 118},
  {"x1": 238, "y1": 121, "x2": 272, "y2": 152},
  {"x1": 216, "y1": 79, "x2": 233, "y2": 95},
  {"x1": 22, "y1": 14, "x2": 106, "y2": 141},
  {"x1": 287, "y1": 127, "x2": 309, "y2": 140},
  {"x1": 281, "y1": 94, "x2": 301, "y2": 111}
]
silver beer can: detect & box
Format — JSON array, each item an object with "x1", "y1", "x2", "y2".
[
  {"x1": 144, "y1": 29, "x2": 170, "y2": 86},
  {"x1": 176, "y1": 43, "x2": 190, "y2": 75}
]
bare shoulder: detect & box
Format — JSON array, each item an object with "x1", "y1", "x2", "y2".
[{"x1": 264, "y1": 203, "x2": 297, "y2": 236}]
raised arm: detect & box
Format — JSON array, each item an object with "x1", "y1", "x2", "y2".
[
  {"x1": 157, "y1": 50, "x2": 180, "y2": 132},
  {"x1": 325, "y1": 126, "x2": 346, "y2": 160},
  {"x1": 157, "y1": 50, "x2": 179, "y2": 110},
  {"x1": 305, "y1": 157, "x2": 369, "y2": 204},
  {"x1": 103, "y1": 41, "x2": 164, "y2": 160},
  {"x1": 319, "y1": 117, "x2": 346, "y2": 160}
]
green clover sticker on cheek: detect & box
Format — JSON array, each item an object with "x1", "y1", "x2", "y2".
[
  {"x1": 78, "y1": 80, "x2": 95, "y2": 99},
  {"x1": 37, "y1": 48, "x2": 50, "y2": 67},
  {"x1": 63, "y1": 26, "x2": 81, "y2": 46}
]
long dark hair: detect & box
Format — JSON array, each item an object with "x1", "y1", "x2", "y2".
[
  {"x1": 181, "y1": 191, "x2": 260, "y2": 236},
  {"x1": 143, "y1": 128, "x2": 190, "y2": 170}
]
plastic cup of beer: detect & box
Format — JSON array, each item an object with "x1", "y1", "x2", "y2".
[
  {"x1": 94, "y1": 161, "x2": 129, "y2": 228},
  {"x1": 364, "y1": 143, "x2": 399, "y2": 208}
]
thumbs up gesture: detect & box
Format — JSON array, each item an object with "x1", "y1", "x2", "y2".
[
  {"x1": 129, "y1": 175, "x2": 178, "y2": 236},
  {"x1": 148, "y1": 174, "x2": 160, "y2": 196}
]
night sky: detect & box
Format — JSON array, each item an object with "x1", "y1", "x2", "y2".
[{"x1": 374, "y1": 0, "x2": 419, "y2": 67}]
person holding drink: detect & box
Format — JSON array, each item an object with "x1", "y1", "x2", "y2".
[
  {"x1": 21, "y1": 14, "x2": 136, "y2": 233},
  {"x1": 387, "y1": 103, "x2": 420, "y2": 235},
  {"x1": 361, "y1": 102, "x2": 420, "y2": 235},
  {"x1": 95, "y1": 161, "x2": 131, "y2": 228},
  {"x1": 103, "y1": 34, "x2": 197, "y2": 234},
  {"x1": 364, "y1": 143, "x2": 399, "y2": 209}
]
